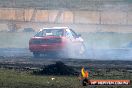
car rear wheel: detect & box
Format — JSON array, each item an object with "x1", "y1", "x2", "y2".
[
  {"x1": 59, "y1": 46, "x2": 75, "y2": 59},
  {"x1": 33, "y1": 52, "x2": 40, "y2": 58}
]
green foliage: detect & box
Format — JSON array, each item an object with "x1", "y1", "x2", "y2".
[
  {"x1": 0, "y1": 69, "x2": 81, "y2": 88},
  {"x1": 0, "y1": 65, "x2": 131, "y2": 88},
  {"x1": 0, "y1": 58, "x2": 131, "y2": 88}
]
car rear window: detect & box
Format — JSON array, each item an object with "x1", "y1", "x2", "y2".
[{"x1": 35, "y1": 29, "x2": 64, "y2": 37}]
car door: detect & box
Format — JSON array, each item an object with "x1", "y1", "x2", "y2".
[
  {"x1": 70, "y1": 29, "x2": 83, "y2": 43},
  {"x1": 65, "y1": 29, "x2": 85, "y2": 55},
  {"x1": 70, "y1": 29, "x2": 86, "y2": 55},
  {"x1": 66, "y1": 29, "x2": 82, "y2": 48}
]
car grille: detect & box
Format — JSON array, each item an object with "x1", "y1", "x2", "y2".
[{"x1": 31, "y1": 38, "x2": 62, "y2": 44}]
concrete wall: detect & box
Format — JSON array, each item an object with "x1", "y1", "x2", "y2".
[{"x1": 0, "y1": 8, "x2": 132, "y2": 33}]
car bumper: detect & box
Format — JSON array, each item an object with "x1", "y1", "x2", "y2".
[{"x1": 29, "y1": 43, "x2": 65, "y2": 52}]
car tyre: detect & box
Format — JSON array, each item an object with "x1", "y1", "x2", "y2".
[{"x1": 33, "y1": 52, "x2": 40, "y2": 58}]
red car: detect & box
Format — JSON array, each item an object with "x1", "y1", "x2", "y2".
[{"x1": 29, "y1": 27, "x2": 86, "y2": 58}]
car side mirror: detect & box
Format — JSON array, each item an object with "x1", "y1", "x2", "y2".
[{"x1": 77, "y1": 34, "x2": 81, "y2": 37}]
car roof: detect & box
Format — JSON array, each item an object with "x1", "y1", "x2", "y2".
[
  {"x1": 40, "y1": 27, "x2": 69, "y2": 31},
  {"x1": 53, "y1": 27, "x2": 69, "y2": 29}
]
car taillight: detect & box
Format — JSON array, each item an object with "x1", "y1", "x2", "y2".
[{"x1": 30, "y1": 38, "x2": 62, "y2": 44}]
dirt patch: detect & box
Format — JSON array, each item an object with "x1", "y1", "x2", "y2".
[{"x1": 33, "y1": 61, "x2": 79, "y2": 76}]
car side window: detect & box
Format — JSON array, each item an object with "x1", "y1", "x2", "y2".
[
  {"x1": 70, "y1": 29, "x2": 78, "y2": 38},
  {"x1": 66, "y1": 29, "x2": 74, "y2": 39}
]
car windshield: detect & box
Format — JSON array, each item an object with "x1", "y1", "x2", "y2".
[{"x1": 35, "y1": 29, "x2": 64, "y2": 37}]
